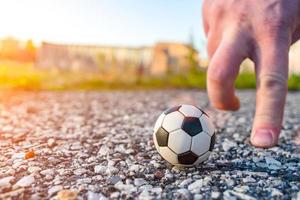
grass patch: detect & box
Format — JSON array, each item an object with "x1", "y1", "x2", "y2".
[
  {"x1": 0, "y1": 63, "x2": 299, "y2": 90},
  {"x1": 288, "y1": 74, "x2": 300, "y2": 90}
]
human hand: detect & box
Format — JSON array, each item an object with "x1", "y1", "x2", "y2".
[{"x1": 202, "y1": 0, "x2": 300, "y2": 147}]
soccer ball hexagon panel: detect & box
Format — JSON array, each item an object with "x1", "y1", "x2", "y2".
[
  {"x1": 168, "y1": 129, "x2": 192, "y2": 154},
  {"x1": 191, "y1": 132, "x2": 211, "y2": 155},
  {"x1": 153, "y1": 104, "x2": 215, "y2": 167},
  {"x1": 162, "y1": 111, "x2": 184, "y2": 132},
  {"x1": 179, "y1": 104, "x2": 202, "y2": 118},
  {"x1": 182, "y1": 117, "x2": 203, "y2": 136}
]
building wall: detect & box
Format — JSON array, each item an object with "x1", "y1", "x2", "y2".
[
  {"x1": 151, "y1": 43, "x2": 197, "y2": 75},
  {"x1": 36, "y1": 42, "x2": 200, "y2": 75},
  {"x1": 289, "y1": 41, "x2": 300, "y2": 74},
  {"x1": 37, "y1": 42, "x2": 154, "y2": 72}
]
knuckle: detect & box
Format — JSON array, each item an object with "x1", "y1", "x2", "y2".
[
  {"x1": 266, "y1": 19, "x2": 289, "y2": 36},
  {"x1": 258, "y1": 73, "x2": 287, "y2": 91},
  {"x1": 261, "y1": 3, "x2": 290, "y2": 38},
  {"x1": 262, "y1": 17, "x2": 289, "y2": 41},
  {"x1": 255, "y1": 73, "x2": 287, "y2": 126},
  {"x1": 207, "y1": 66, "x2": 234, "y2": 87}
]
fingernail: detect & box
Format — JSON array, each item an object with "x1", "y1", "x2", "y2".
[{"x1": 252, "y1": 129, "x2": 275, "y2": 147}]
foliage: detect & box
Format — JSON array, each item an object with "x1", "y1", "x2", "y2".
[
  {"x1": 288, "y1": 74, "x2": 300, "y2": 90},
  {"x1": 0, "y1": 62, "x2": 299, "y2": 91},
  {"x1": 187, "y1": 35, "x2": 199, "y2": 74},
  {"x1": 0, "y1": 38, "x2": 36, "y2": 62}
]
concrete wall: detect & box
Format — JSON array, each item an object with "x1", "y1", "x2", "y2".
[
  {"x1": 36, "y1": 42, "x2": 201, "y2": 75},
  {"x1": 37, "y1": 42, "x2": 153, "y2": 73}
]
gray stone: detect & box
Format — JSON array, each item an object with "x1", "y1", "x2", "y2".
[
  {"x1": 222, "y1": 139, "x2": 237, "y2": 151},
  {"x1": 188, "y1": 179, "x2": 203, "y2": 192},
  {"x1": 151, "y1": 187, "x2": 162, "y2": 194},
  {"x1": 179, "y1": 178, "x2": 193, "y2": 187},
  {"x1": 211, "y1": 191, "x2": 220, "y2": 199},
  {"x1": 129, "y1": 164, "x2": 140, "y2": 172},
  {"x1": 114, "y1": 182, "x2": 136, "y2": 193},
  {"x1": 265, "y1": 157, "x2": 282, "y2": 166},
  {"x1": 139, "y1": 190, "x2": 153, "y2": 200},
  {"x1": 87, "y1": 191, "x2": 108, "y2": 200},
  {"x1": 268, "y1": 165, "x2": 281, "y2": 170},
  {"x1": 224, "y1": 190, "x2": 255, "y2": 200},
  {"x1": 271, "y1": 188, "x2": 283, "y2": 197},
  {"x1": 0, "y1": 90, "x2": 299, "y2": 199},
  {"x1": 107, "y1": 176, "x2": 121, "y2": 185},
  {"x1": 296, "y1": 191, "x2": 300, "y2": 200},
  {"x1": 226, "y1": 179, "x2": 235, "y2": 187},
  {"x1": 0, "y1": 176, "x2": 15, "y2": 187},
  {"x1": 40, "y1": 169, "x2": 55, "y2": 176},
  {"x1": 98, "y1": 145, "x2": 110, "y2": 156},
  {"x1": 134, "y1": 178, "x2": 147, "y2": 187},
  {"x1": 234, "y1": 185, "x2": 249, "y2": 193},
  {"x1": 94, "y1": 165, "x2": 106, "y2": 174},
  {"x1": 14, "y1": 175, "x2": 35, "y2": 187},
  {"x1": 242, "y1": 176, "x2": 256, "y2": 183},
  {"x1": 48, "y1": 185, "x2": 63, "y2": 196},
  {"x1": 110, "y1": 192, "x2": 120, "y2": 199},
  {"x1": 176, "y1": 188, "x2": 191, "y2": 199},
  {"x1": 47, "y1": 138, "x2": 56, "y2": 147},
  {"x1": 28, "y1": 166, "x2": 42, "y2": 174},
  {"x1": 194, "y1": 194, "x2": 204, "y2": 200},
  {"x1": 140, "y1": 184, "x2": 153, "y2": 191},
  {"x1": 256, "y1": 162, "x2": 269, "y2": 168},
  {"x1": 73, "y1": 168, "x2": 87, "y2": 176},
  {"x1": 105, "y1": 166, "x2": 118, "y2": 175}
]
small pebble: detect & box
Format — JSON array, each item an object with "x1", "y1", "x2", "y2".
[
  {"x1": 14, "y1": 175, "x2": 35, "y2": 187},
  {"x1": 154, "y1": 170, "x2": 164, "y2": 179},
  {"x1": 0, "y1": 176, "x2": 15, "y2": 187},
  {"x1": 48, "y1": 185, "x2": 63, "y2": 196}
]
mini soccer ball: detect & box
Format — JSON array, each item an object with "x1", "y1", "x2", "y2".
[{"x1": 153, "y1": 105, "x2": 215, "y2": 167}]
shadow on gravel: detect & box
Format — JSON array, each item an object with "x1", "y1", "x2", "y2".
[{"x1": 193, "y1": 161, "x2": 300, "y2": 182}]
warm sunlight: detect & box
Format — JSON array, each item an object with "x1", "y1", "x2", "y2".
[
  {"x1": 0, "y1": 0, "x2": 204, "y2": 48},
  {"x1": 0, "y1": 1, "x2": 299, "y2": 199}
]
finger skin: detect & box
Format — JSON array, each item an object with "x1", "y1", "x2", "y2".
[
  {"x1": 203, "y1": 0, "x2": 300, "y2": 148},
  {"x1": 251, "y1": 33, "x2": 290, "y2": 148},
  {"x1": 207, "y1": 29, "x2": 249, "y2": 111},
  {"x1": 207, "y1": 43, "x2": 241, "y2": 111}
]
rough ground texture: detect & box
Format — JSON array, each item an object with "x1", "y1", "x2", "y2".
[{"x1": 0, "y1": 90, "x2": 299, "y2": 200}]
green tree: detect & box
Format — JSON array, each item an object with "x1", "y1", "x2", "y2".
[
  {"x1": 24, "y1": 39, "x2": 36, "y2": 61},
  {"x1": 187, "y1": 32, "x2": 199, "y2": 74},
  {"x1": 97, "y1": 53, "x2": 106, "y2": 71}
]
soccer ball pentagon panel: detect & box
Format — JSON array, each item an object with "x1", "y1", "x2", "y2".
[{"x1": 153, "y1": 105, "x2": 215, "y2": 167}]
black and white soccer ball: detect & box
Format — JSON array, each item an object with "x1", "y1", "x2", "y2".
[{"x1": 153, "y1": 105, "x2": 215, "y2": 167}]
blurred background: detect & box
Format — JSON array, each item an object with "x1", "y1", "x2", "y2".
[{"x1": 0, "y1": 0, "x2": 299, "y2": 90}]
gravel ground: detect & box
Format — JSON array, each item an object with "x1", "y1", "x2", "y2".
[{"x1": 0, "y1": 90, "x2": 299, "y2": 200}]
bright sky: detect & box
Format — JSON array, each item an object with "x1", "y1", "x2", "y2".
[{"x1": 0, "y1": 0, "x2": 206, "y2": 54}]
